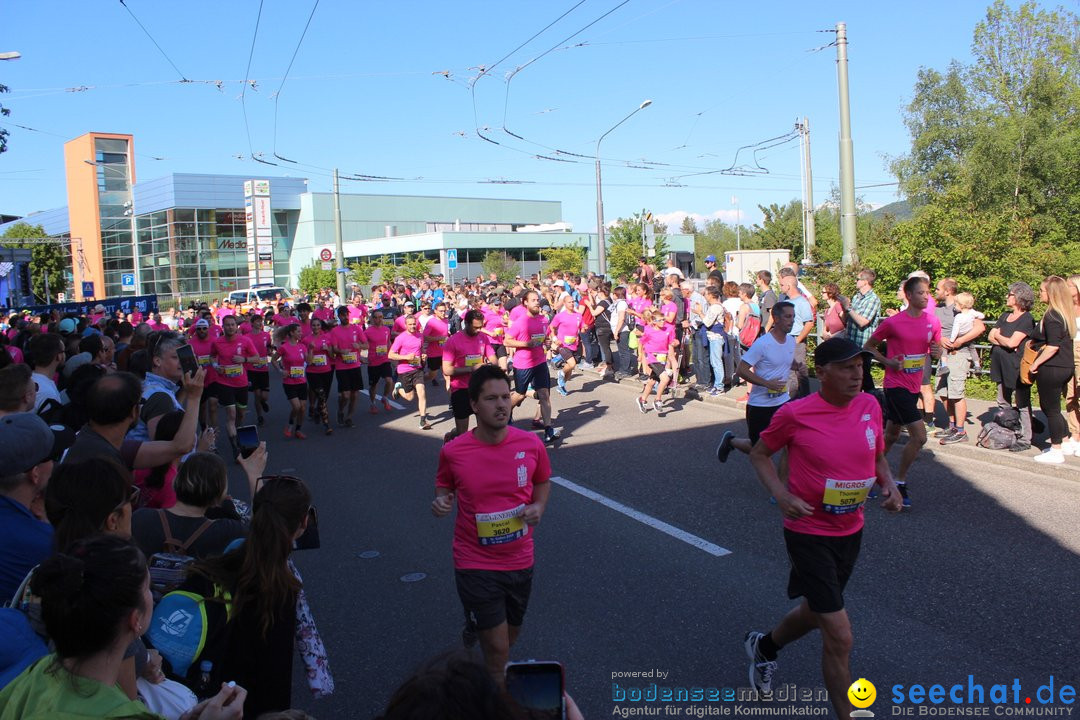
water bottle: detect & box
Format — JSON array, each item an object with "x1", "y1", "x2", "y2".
[{"x1": 195, "y1": 660, "x2": 214, "y2": 700}]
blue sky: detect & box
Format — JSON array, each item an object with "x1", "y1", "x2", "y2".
[{"x1": 1, "y1": 1, "x2": 1015, "y2": 232}]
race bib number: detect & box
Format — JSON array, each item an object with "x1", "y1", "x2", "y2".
[
  {"x1": 766, "y1": 386, "x2": 787, "y2": 398},
  {"x1": 822, "y1": 477, "x2": 875, "y2": 515},
  {"x1": 475, "y1": 505, "x2": 527, "y2": 546},
  {"x1": 251, "y1": 357, "x2": 269, "y2": 370},
  {"x1": 375, "y1": 344, "x2": 388, "y2": 355},
  {"x1": 530, "y1": 333, "x2": 546, "y2": 345},
  {"x1": 342, "y1": 351, "x2": 358, "y2": 364},
  {"x1": 312, "y1": 354, "x2": 328, "y2": 367},
  {"x1": 563, "y1": 335, "x2": 577, "y2": 345},
  {"x1": 222, "y1": 364, "x2": 243, "y2": 378},
  {"x1": 197, "y1": 355, "x2": 211, "y2": 367},
  {"x1": 464, "y1": 354, "x2": 482, "y2": 368},
  {"x1": 289, "y1": 366, "x2": 306, "y2": 380},
  {"x1": 902, "y1": 354, "x2": 925, "y2": 374},
  {"x1": 655, "y1": 353, "x2": 668, "y2": 363},
  {"x1": 492, "y1": 328, "x2": 504, "y2": 336}
]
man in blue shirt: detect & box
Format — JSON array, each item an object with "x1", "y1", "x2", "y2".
[
  {"x1": 779, "y1": 271, "x2": 815, "y2": 399},
  {"x1": 0, "y1": 413, "x2": 74, "y2": 600}
]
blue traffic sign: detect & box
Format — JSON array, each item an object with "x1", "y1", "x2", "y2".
[
  {"x1": 81, "y1": 281, "x2": 95, "y2": 298},
  {"x1": 121, "y1": 273, "x2": 136, "y2": 292},
  {"x1": 446, "y1": 249, "x2": 458, "y2": 270}
]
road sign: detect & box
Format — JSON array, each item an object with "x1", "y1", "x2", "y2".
[
  {"x1": 121, "y1": 273, "x2": 136, "y2": 292},
  {"x1": 321, "y1": 261, "x2": 333, "y2": 271},
  {"x1": 446, "y1": 249, "x2": 458, "y2": 270},
  {"x1": 319, "y1": 248, "x2": 333, "y2": 262},
  {"x1": 81, "y1": 281, "x2": 95, "y2": 298}
]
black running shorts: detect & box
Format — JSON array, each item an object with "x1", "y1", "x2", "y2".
[
  {"x1": 455, "y1": 567, "x2": 534, "y2": 631},
  {"x1": 883, "y1": 387, "x2": 922, "y2": 426},
  {"x1": 513, "y1": 364, "x2": 550, "y2": 395},
  {"x1": 399, "y1": 368, "x2": 424, "y2": 393},
  {"x1": 784, "y1": 528, "x2": 862, "y2": 614},
  {"x1": 215, "y1": 384, "x2": 248, "y2": 408},
  {"x1": 367, "y1": 362, "x2": 392, "y2": 388},
  {"x1": 248, "y1": 370, "x2": 270, "y2": 392},
  {"x1": 746, "y1": 403, "x2": 784, "y2": 446},
  {"x1": 450, "y1": 388, "x2": 473, "y2": 420},
  {"x1": 336, "y1": 367, "x2": 364, "y2": 392}
]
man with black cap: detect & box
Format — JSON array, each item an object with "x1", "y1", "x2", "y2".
[
  {"x1": 742, "y1": 337, "x2": 902, "y2": 720},
  {"x1": 704, "y1": 254, "x2": 724, "y2": 285},
  {"x1": 0, "y1": 413, "x2": 74, "y2": 600}
]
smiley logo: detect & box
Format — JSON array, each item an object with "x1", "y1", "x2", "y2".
[{"x1": 848, "y1": 678, "x2": 876, "y2": 709}]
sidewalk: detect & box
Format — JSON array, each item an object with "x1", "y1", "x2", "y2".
[{"x1": 578, "y1": 365, "x2": 1080, "y2": 482}]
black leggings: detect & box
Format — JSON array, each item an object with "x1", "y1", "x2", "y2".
[{"x1": 1035, "y1": 365, "x2": 1073, "y2": 445}]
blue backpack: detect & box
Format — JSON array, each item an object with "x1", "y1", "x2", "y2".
[{"x1": 147, "y1": 586, "x2": 232, "y2": 678}]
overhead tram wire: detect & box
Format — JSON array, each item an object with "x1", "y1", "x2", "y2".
[
  {"x1": 271, "y1": 0, "x2": 321, "y2": 164},
  {"x1": 118, "y1": 0, "x2": 189, "y2": 82},
  {"x1": 240, "y1": 0, "x2": 267, "y2": 165}
]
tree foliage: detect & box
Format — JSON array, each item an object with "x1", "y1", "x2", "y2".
[
  {"x1": 349, "y1": 253, "x2": 435, "y2": 286},
  {"x1": 481, "y1": 251, "x2": 520, "y2": 285},
  {"x1": 2, "y1": 222, "x2": 67, "y2": 302},
  {"x1": 297, "y1": 261, "x2": 338, "y2": 296},
  {"x1": 541, "y1": 243, "x2": 586, "y2": 276},
  {"x1": 605, "y1": 212, "x2": 668, "y2": 282}
]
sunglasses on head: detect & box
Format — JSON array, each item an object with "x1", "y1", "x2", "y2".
[{"x1": 113, "y1": 485, "x2": 141, "y2": 513}]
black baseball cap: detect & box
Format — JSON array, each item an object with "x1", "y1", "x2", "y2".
[
  {"x1": 814, "y1": 337, "x2": 870, "y2": 368},
  {"x1": 0, "y1": 413, "x2": 76, "y2": 474}
]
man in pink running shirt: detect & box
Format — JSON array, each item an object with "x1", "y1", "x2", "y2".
[
  {"x1": 744, "y1": 337, "x2": 902, "y2": 719},
  {"x1": 505, "y1": 290, "x2": 558, "y2": 444},
  {"x1": 442, "y1": 309, "x2": 495, "y2": 442},
  {"x1": 432, "y1": 365, "x2": 551, "y2": 686},
  {"x1": 864, "y1": 275, "x2": 942, "y2": 508}
]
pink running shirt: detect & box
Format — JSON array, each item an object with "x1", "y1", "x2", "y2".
[{"x1": 869, "y1": 311, "x2": 942, "y2": 394}]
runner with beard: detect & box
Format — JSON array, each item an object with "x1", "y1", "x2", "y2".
[
  {"x1": 442, "y1": 309, "x2": 496, "y2": 442},
  {"x1": 431, "y1": 364, "x2": 551, "y2": 685},
  {"x1": 390, "y1": 314, "x2": 432, "y2": 430},
  {"x1": 423, "y1": 302, "x2": 451, "y2": 390},
  {"x1": 188, "y1": 318, "x2": 219, "y2": 428},
  {"x1": 210, "y1": 315, "x2": 260, "y2": 457},
  {"x1": 505, "y1": 290, "x2": 558, "y2": 444}
]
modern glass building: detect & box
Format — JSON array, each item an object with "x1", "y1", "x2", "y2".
[{"x1": 1, "y1": 132, "x2": 693, "y2": 301}]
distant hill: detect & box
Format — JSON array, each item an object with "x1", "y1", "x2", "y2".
[{"x1": 870, "y1": 199, "x2": 912, "y2": 221}]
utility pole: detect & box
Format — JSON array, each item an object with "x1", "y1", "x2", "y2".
[
  {"x1": 835, "y1": 22, "x2": 857, "y2": 266},
  {"x1": 332, "y1": 168, "x2": 345, "y2": 299},
  {"x1": 798, "y1": 117, "x2": 816, "y2": 261}
]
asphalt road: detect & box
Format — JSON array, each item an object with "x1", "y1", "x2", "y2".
[{"x1": 219, "y1": 372, "x2": 1080, "y2": 718}]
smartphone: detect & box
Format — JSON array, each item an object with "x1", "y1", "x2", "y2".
[
  {"x1": 293, "y1": 506, "x2": 320, "y2": 550},
  {"x1": 235, "y1": 425, "x2": 259, "y2": 459},
  {"x1": 176, "y1": 344, "x2": 199, "y2": 377},
  {"x1": 505, "y1": 660, "x2": 565, "y2": 720}
]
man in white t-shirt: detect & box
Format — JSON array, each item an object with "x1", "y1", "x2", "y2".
[
  {"x1": 717, "y1": 301, "x2": 796, "y2": 460},
  {"x1": 28, "y1": 333, "x2": 66, "y2": 415}
]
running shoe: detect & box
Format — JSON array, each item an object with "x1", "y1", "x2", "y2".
[
  {"x1": 708, "y1": 387, "x2": 721, "y2": 397},
  {"x1": 283, "y1": 426, "x2": 293, "y2": 438},
  {"x1": 898, "y1": 483, "x2": 910, "y2": 509},
  {"x1": 744, "y1": 631, "x2": 778, "y2": 694},
  {"x1": 556, "y1": 386, "x2": 568, "y2": 397},
  {"x1": 324, "y1": 424, "x2": 334, "y2": 436},
  {"x1": 420, "y1": 416, "x2": 432, "y2": 430},
  {"x1": 531, "y1": 418, "x2": 545, "y2": 429},
  {"x1": 653, "y1": 400, "x2": 663, "y2": 413},
  {"x1": 382, "y1": 398, "x2": 393, "y2": 411},
  {"x1": 261, "y1": 399, "x2": 270, "y2": 413},
  {"x1": 636, "y1": 397, "x2": 647, "y2": 414},
  {"x1": 543, "y1": 426, "x2": 560, "y2": 443},
  {"x1": 933, "y1": 427, "x2": 955, "y2": 439},
  {"x1": 940, "y1": 430, "x2": 967, "y2": 445},
  {"x1": 391, "y1": 382, "x2": 403, "y2": 400},
  {"x1": 580, "y1": 361, "x2": 595, "y2": 370},
  {"x1": 294, "y1": 429, "x2": 307, "y2": 440},
  {"x1": 716, "y1": 430, "x2": 734, "y2": 463}
]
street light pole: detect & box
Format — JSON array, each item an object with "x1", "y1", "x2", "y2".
[{"x1": 596, "y1": 99, "x2": 652, "y2": 277}]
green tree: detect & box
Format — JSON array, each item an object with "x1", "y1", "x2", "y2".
[
  {"x1": 297, "y1": 261, "x2": 338, "y2": 295},
  {"x1": 2, "y1": 222, "x2": 67, "y2": 302},
  {"x1": 541, "y1": 243, "x2": 586, "y2": 275},
  {"x1": 680, "y1": 215, "x2": 698, "y2": 236},
  {"x1": 481, "y1": 251, "x2": 520, "y2": 284},
  {"x1": 394, "y1": 253, "x2": 437, "y2": 281},
  {"x1": 348, "y1": 259, "x2": 379, "y2": 286},
  {"x1": 605, "y1": 212, "x2": 668, "y2": 281}
]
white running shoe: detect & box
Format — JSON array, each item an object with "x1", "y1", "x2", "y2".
[
  {"x1": 1033, "y1": 448, "x2": 1066, "y2": 465},
  {"x1": 744, "y1": 631, "x2": 778, "y2": 694}
]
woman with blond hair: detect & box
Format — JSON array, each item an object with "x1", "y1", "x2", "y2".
[{"x1": 1029, "y1": 276, "x2": 1077, "y2": 464}]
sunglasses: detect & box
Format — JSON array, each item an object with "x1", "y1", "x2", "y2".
[
  {"x1": 114, "y1": 485, "x2": 141, "y2": 513},
  {"x1": 254, "y1": 474, "x2": 302, "y2": 494}
]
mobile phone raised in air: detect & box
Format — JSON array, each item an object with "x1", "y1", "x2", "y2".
[
  {"x1": 235, "y1": 425, "x2": 259, "y2": 458},
  {"x1": 505, "y1": 660, "x2": 565, "y2": 720},
  {"x1": 175, "y1": 344, "x2": 200, "y2": 378}
]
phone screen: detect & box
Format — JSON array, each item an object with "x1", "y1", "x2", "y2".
[
  {"x1": 235, "y1": 425, "x2": 259, "y2": 457},
  {"x1": 506, "y1": 661, "x2": 564, "y2": 720},
  {"x1": 176, "y1": 344, "x2": 199, "y2": 377}
]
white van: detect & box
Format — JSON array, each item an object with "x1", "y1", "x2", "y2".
[{"x1": 227, "y1": 285, "x2": 289, "y2": 306}]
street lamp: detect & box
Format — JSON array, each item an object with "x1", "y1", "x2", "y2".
[
  {"x1": 0, "y1": 52, "x2": 21, "y2": 61},
  {"x1": 596, "y1": 99, "x2": 652, "y2": 277}
]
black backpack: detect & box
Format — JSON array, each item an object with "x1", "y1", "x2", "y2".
[{"x1": 990, "y1": 406, "x2": 1022, "y2": 433}]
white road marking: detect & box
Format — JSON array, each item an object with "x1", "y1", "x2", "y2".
[
  {"x1": 550, "y1": 475, "x2": 732, "y2": 557},
  {"x1": 359, "y1": 389, "x2": 406, "y2": 410}
]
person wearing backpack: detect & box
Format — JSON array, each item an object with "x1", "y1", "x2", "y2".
[{"x1": 131, "y1": 450, "x2": 263, "y2": 569}]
